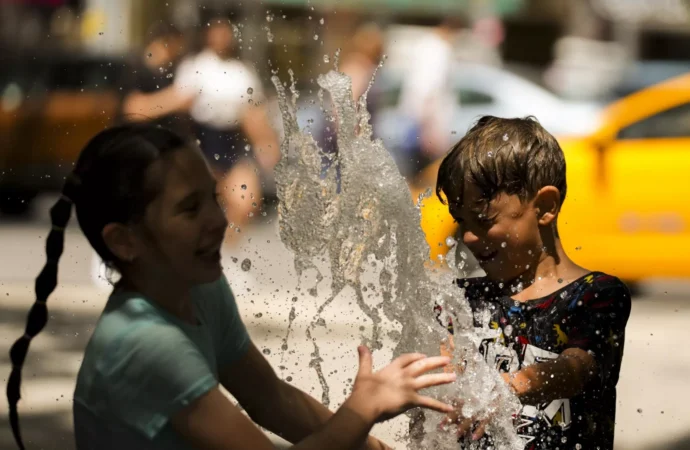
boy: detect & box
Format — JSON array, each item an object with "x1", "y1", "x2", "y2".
[{"x1": 434, "y1": 116, "x2": 631, "y2": 449}]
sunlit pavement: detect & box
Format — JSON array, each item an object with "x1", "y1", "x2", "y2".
[{"x1": 1, "y1": 197, "x2": 689, "y2": 449}]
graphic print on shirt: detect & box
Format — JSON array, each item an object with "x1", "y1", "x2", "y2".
[
  {"x1": 478, "y1": 331, "x2": 572, "y2": 446},
  {"x1": 438, "y1": 272, "x2": 632, "y2": 450}
]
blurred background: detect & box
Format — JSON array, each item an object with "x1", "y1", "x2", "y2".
[{"x1": 1, "y1": 0, "x2": 690, "y2": 449}]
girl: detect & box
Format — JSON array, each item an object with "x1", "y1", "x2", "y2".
[{"x1": 7, "y1": 123, "x2": 457, "y2": 450}]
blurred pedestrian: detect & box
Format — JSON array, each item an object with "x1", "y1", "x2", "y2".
[
  {"x1": 397, "y1": 18, "x2": 464, "y2": 181},
  {"x1": 319, "y1": 22, "x2": 385, "y2": 184},
  {"x1": 175, "y1": 17, "x2": 279, "y2": 246},
  {"x1": 340, "y1": 23, "x2": 385, "y2": 102},
  {"x1": 118, "y1": 22, "x2": 194, "y2": 132}
]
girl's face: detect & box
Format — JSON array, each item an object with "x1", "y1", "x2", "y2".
[{"x1": 132, "y1": 146, "x2": 228, "y2": 286}]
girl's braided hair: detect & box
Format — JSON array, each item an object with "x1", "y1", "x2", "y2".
[{"x1": 6, "y1": 123, "x2": 190, "y2": 449}]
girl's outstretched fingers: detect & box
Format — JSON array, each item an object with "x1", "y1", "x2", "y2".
[
  {"x1": 406, "y1": 355, "x2": 454, "y2": 377},
  {"x1": 357, "y1": 345, "x2": 373, "y2": 376},
  {"x1": 413, "y1": 371, "x2": 457, "y2": 390},
  {"x1": 413, "y1": 395, "x2": 456, "y2": 414},
  {"x1": 392, "y1": 352, "x2": 428, "y2": 369}
]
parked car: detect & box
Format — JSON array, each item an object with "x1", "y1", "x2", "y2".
[
  {"x1": 414, "y1": 72, "x2": 690, "y2": 283},
  {"x1": 0, "y1": 51, "x2": 127, "y2": 214},
  {"x1": 370, "y1": 61, "x2": 604, "y2": 160}
]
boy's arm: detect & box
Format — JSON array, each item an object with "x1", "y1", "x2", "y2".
[
  {"x1": 501, "y1": 347, "x2": 596, "y2": 404},
  {"x1": 505, "y1": 277, "x2": 632, "y2": 404}
]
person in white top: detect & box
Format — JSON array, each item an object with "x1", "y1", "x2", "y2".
[
  {"x1": 397, "y1": 19, "x2": 463, "y2": 179},
  {"x1": 175, "y1": 17, "x2": 279, "y2": 245}
]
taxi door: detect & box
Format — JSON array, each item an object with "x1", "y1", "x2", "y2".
[{"x1": 588, "y1": 102, "x2": 690, "y2": 279}]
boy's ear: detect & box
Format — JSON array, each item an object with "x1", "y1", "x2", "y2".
[{"x1": 534, "y1": 186, "x2": 561, "y2": 227}]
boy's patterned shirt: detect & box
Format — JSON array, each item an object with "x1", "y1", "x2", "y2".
[{"x1": 436, "y1": 272, "x2": 631, "y2": 450}]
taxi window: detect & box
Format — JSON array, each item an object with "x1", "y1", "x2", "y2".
[
  {"x1": 617, "y1": 102, "x2": 690, "y2": 139},
  {"x1": 458, "y1": 89, "x2": 494, "y2": 105}
]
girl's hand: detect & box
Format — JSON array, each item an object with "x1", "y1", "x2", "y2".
[{"x1": 348, "y1": 346, "x2": 457, "y2": 424}]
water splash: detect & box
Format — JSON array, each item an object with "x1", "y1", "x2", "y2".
[{"x1": 271, "y1": 69, "x2": 522, "y2": 448}]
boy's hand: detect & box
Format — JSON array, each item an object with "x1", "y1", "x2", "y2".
[{"x1": 439, "y1": 399, "x2": 493, "y2": 441}]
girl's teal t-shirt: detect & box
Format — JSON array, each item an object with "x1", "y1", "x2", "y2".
[{"x1": 73, "y1": 274, "x2": 250, "y2": 450}]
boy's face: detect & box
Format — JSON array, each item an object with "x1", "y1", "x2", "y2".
[{"x1": 448, "y1": 182, "x2": 544, "y2": 283}]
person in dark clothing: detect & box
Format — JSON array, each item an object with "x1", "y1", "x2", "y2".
[{"x1": 117, "y1": 22, "x2": 194, "y2": 133}]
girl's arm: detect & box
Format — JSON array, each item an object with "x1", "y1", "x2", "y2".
[
  {"x1": 172, "y1": 345, "x2": 455, "y2": 450},
  {"x1": 220, "y1": 343, "x2": 388, "y2": 449}
]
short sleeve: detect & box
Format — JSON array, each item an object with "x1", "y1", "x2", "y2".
[
  {"x1": 205, "y1": 275, "x2": 251, "y2": 368},
  {"x1": 99, "y1": 324, "x2": 218, "y2": 439},
  {"x1": 244, "y1": 65, "x2": 264, "y2": 101},
  {"x1": 174, "y1": 57, "x2": 199, "y2": 97},
  {"x1": 564, "y1": 274, "x2": 632, "y2": 387}
]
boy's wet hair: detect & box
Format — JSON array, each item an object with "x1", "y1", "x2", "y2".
[
  {"x1": 6, "y1": 123, "x2": 191, "y2": 449},
  {"x1": 436, "y1": 115, "x2": 567, "y2": 211}
]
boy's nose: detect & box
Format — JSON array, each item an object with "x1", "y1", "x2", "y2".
[{"x1": 462, "y1": 229, "x2": 480, "y2": 246}]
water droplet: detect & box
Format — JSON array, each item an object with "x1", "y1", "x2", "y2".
[
  {"x1": 244, "y1": 144, "x2": 251, "y2": 152},
  {"x1": 241, "y1": 258, "x2": 252, "y2": 271},
  {"x1": 159, "y1": 67, "x2": 164, "y2": 73},
  {"x1": 323, "y1": 54, "x2": 330, "y2": 63},
  {"x1": 320, "y1": 18, "x2": 325, "y2": 24},
  {"x1": 503, "y1": 133, "x2": 509, "y2": 141},
  {"x1": 558, "y1": 278, "x2": 564, "y2": 283},
  {"x1": 637, "y1": 408, "x2": 643, "y2": 413},
  {"x1": 241, "y1": 184, "x2": 247, "y2": 190},
  {"x1": 445, "y1": 236, "x2": 457, "y2": 248},
  {"x1": 262, "y1": 348, "x2": 271, "y2": 355},
  {"x1": 266, "y1": 14, "x2": 273, "y2": 22},
  {"x1": 286, "y1": 376, "x2": 293, "y2": 382},
  {"x1": 487, "y1": 151, "x2": 493, "y2": 157},
  {"x1": 166, "y1": 73, "x2": 173, "y2": 79},
  {"x1": 313, "y1": 34, "x2": 319, "y2": 40},
  {"x1": 575, "y1": 246, "x2": 582, "y2": 250},
  {"x1": 501, "y1": 242, "x2": 507, "y2": 248},
  {"x1": 267, "y1": 31, "x2": 274, "y2": 43},
  {"x1": 147, "y1": 53, "x2": 152, "y2": 58},
  {"x1": 98, "y1": 32, "x2": 104, "y2": 36},
  {"x1": 214, "y1": 154, "x2": 220, "y2": 161},
  {"x1": 247, "y1": 87, "x2": 254, "y2": 95}
]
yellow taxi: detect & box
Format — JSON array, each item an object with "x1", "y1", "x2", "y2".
[{"x1": 414, "y1": 73, "x2": 690, "y2": 282}]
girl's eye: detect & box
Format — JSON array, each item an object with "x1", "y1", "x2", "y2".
[{"x1": 184, "y1": 201, "x2": 200, "y2": 214}]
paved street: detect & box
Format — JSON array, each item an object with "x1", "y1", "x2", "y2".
[{"x1": 1, "y1": 196, "x2": 689, "y2": 449}]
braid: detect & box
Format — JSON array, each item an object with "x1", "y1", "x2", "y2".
[{"x1": 6, "y1": 175, "x2": 79, "y2": 449}]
